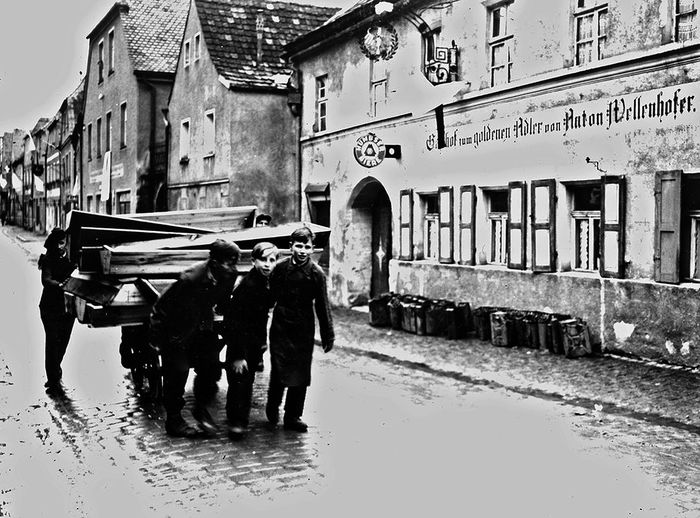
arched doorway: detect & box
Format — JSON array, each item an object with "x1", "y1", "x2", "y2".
[{"x1": 348, "y1": 177, "x2": 392, "y2": 298}]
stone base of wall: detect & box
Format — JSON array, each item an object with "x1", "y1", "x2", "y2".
[{"x1": 383, "y1": 261, "x2": 700, "y2": 368}]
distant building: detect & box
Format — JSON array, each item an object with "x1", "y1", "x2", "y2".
[
  {"x1": 286, "y1": 0, "x2": 700, "y2": 367},
  {"x1": 166, "y1": 0, "x2": 337, "y2": 223},
  {"x1": 82, "y1": 0, "x2": 188, "y2": 215},
  {"x1": 58, "y1": 79, "x2": 85, "y2": 227}
]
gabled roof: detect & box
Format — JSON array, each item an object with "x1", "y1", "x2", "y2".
[
  {"x1": 196, "y1": 0, "x2": 338, "y2": 90},
  {"x1": 122, "y1": 0, "x2": 190, "y2": 73},
  {"x1": 89, "y1": 0, "x2": 189, "y2": 75}
]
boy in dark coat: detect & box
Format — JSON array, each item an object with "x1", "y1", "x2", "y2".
[
  {"x1": 222, "y1": 242, "x2": 279, "y2": 439},
  {"x1": 266, "y1": 226, "x2": 334, "y2": 432},
  {"x1": 149, "y1": 239, "x2": 239, "y2": 438}
]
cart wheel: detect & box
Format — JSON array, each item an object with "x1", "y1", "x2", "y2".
[{"x1": 130, "y1": 364, "x2": 145, "y2": 392}]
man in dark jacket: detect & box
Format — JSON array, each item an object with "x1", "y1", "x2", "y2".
[
  {"x1": 266, "y1": 226, "x2": 334, "y2": 432},
  {"x1": 149, "y1": 239, "x2": 239, "y2": 438},
  {"x1": 222, "y1": 242, "x2": 278, "y2": 439}
]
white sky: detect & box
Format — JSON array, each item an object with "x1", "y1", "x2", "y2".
[{"x1": 0, "y1": 0, "x2": 352, "y2": 134}]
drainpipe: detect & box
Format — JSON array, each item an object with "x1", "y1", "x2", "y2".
[
  {"x1": 161, "y1": 107, "x2": 170, "y2": 212},
  {"x1": 143, "y1": 80, "x2": 158, "y2": 212}
]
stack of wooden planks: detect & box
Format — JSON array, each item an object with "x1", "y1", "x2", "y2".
[{"x1": 62, "y1": 207, "x2": 329, "y2": 328}]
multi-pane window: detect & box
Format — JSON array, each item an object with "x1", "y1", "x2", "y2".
[
  {"x1": 86, "y1": 195, "x2": 93, "y2": 213},
  {"x1": 116, "y1": 190, "x2": 130, "y2": 215},
  {"x1": 98, "y1": 40, "x2": 104, "y2": 82},
  {"x1": 685, "y1": 176, "x2": 700, "y2": 279},
  {"x1": 87, "y1": 123, "x2": 92, "y2": 160},
  {"x1": 108, "y1": 29, "x2": 115, "y2": 73},
  {"x1": 120, "y1": 102, "x2": 127, "y2": 148},
  {"x1": 421, "y1": 193, "x2": 440, "y2": 261},
  {"x1": 180, "y1": 119, "x2": 190, "y2": 159},
  {"x1": 575, "y1": 1, "x2": 608, "y2": 65},
  {"x1": 194, "y1": 33, "x2": 201, "y2": 61},
  {"x1": 486, "y1": 189, "x2": 508, "y2": 264},
  {"x1": 489, "y1": 2, "x2": 513, "y2": 86},
  {"x1": 204, "y1": 110, "x2": 215, "y2": 154},
  {"x1": 569, "y1": 183, "x2": 601, "y2": 271},
  {"x1": 105, "y1": 111, "x2": 111, "y2": 152},
  {"x1": 315, "y1": 76, "x2": 327, "y2": 132},
  {"x1": 96, "y1": 117, "x2": 102, "y2": 157},
  {"x1": 676, "y1": 0, "x2": 698, "y2": 42},
  {"x1": 370, "y1": 61, "x2": 387, "y2": 118},
  {"x1": 184, "y1": 39, "x2": 191, "y2": 67}
]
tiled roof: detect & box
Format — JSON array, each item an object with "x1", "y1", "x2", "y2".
[
  {"x1": 122, "y1": 0, "x2": 189, "y2": 74},
  {"x1": 196, "y1": 0, "x2": 339, "y2": 90}
]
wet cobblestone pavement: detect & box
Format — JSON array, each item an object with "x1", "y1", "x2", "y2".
[
  {"x1": 1, "y1": 224, "x2": 699, "y2": 517},
  {"x1": 333, "y1": 307, "x2": 700, "y2": 431}
]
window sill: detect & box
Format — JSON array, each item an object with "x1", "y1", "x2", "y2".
[
  {"x1": 179, "y1": 156, "x2": 190, "y2": 165},
  {"x1": 203, "y1": 153, "x2": 215, "y2": 159}
]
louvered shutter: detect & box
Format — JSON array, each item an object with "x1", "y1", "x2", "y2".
[
  {"x1": 507, "y1": 181, "x2": 527, "y2": 270},
  {"x1": 399, "y1": 189, "x2": 414, "y2": 260},
  {"x1": 531, "y1": 179, "x2": 557, "y2": 272},
  {"x1": 459, "y1": 185, "x2": 476, "y2": 265},
  {"x1": 438, "y1": 186, "x2": 454, "y2": 263}
]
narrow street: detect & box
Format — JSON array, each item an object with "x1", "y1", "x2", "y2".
[{"x1": 0, "y1": 225, "x2": 698, "y2": 518}]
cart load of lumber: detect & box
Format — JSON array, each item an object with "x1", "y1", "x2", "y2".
[{"x1": 62, "y1": 208, "x2": 329, "y2": 327}]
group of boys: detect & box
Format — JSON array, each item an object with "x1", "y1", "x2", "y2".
[{"x1": 148, "y1": 226, "x2": 334, "y2": 439}]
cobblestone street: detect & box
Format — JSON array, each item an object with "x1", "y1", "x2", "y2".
[{"x1": 1, "y1": 224, "x2": 699, "y2": 517}]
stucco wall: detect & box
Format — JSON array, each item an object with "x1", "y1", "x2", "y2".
[{"x1": 167, "y1": 3, "x2": 300, "y2": 222}]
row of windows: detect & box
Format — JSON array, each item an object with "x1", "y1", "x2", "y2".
[
  {"x1": 86, "y1": 103, "x2": 127, "y2": 161},
  {"x1": 97, "y1": 28, "x2": 116, "y2": 84},
  {"x1": 85, "y1": 190, "x2": 131, "y2": 215},
  {"x1": 183, "y1": 33, "x2": 202, "y2": 68},
  {"x1": 399, "y1": 172, "x2": 700, "y2": 284},
  {"x1": 399, "y1": 178, "x2": 626, "y2": 277},
  {"x1": 313, "y1": 0, "x2": 699, "y2": 132},
  {"x1": 179, "y1": 110, "x2": 216, "y2": 160}
]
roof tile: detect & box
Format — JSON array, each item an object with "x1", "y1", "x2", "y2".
[{"x1": 196, "y1": 0, "x2": 338, "y2": 90}]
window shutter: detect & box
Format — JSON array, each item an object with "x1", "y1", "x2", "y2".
[
  {"x1": 531, "y1": 179, "x2": 556, "y2": 272},
  {"x1": 654, "y1": 170, "x2": 682, "y2": 283},
  {"x1": 399, "y1": 189, "x2": 414, "y2": 260},
  {"x1": 459, "y1": 185, "x2": 476, "y2": 265},
  {"x1": 438, "y1": 186, "x2": 454, "y2": 263},
  {"x1": 600, "y1": 175, "x2": 626, "y2": 278},
  {"x1": 507, "y1": 181, "x2": 527, "y2": 269}
]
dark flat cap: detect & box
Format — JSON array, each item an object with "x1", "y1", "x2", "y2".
[{"x1": 209, "y1": 239, "x2": 240, "y2": 262}]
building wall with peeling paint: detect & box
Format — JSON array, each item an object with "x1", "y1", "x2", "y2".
[{"x1": 290, "y1": 0, "x2": 700, "y2": 367}]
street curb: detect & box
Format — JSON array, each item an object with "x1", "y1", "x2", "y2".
[{"x1": 332, "y1": 340, "x2": 700, "y2": 436}]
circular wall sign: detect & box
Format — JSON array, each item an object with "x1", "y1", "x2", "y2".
[{"x1": 354, "y1": 133, "x2": 386, "y2": 168}]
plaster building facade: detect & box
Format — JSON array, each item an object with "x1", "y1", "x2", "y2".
[
  {"x1": 58, "y1": 80, "x2": 85, "y2": 227},
  {"x1": 82, "y1": 0, "x2": 188, "y2": 215},
  {"x1": 1, "y1": 130, "x2": 26, "y2": 224},
  {"x1": 286, "y1": 0, "x2": 700, "y2": 367},
  {"x1": 166, "y1": 0, "x2": 337, "y2": 223}
]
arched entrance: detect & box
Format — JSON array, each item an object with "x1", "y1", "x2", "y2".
[{"x1": 348, "y1": 177, "x2": 392, "y2": 298}]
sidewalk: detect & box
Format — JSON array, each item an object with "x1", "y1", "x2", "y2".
[
  {"x1": 332, "y1": 308, "x2": 700, "y2": 433},
  {"x1": 5, "y1": 222, "x2": 698, "y2": 432}
]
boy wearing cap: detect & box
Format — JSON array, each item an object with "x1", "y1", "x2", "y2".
[
  {"x1": 149, "y1": 239, "x2": 239, "y2": 438},
  {"x1": 266, "y1": 226, "x2": 334, "y2": 432},
  {"x1": 222, "y1": 241, "x2": 279, "y2": 439}
]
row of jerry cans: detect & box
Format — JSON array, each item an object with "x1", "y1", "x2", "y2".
[
  {"x1": 482, "y1": 307, "x2": 593, "y2": 358},
  {"x1": 369, "y1": 293, "x2": 473, "y2": 339}
]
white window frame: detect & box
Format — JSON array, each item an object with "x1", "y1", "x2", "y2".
[
  {"x1": 184, "y1": 39, "x2": 191, "y2": 67},
  {"x1": 420, "y1": 192, "x2": 440, "y2": 261},
  {"x1": 180, "y1": 118, "x2": 191, "y2": 160},
  {"x1": 98, "y1": 39, "x2": 105, "y2": 82},
  {"x1": 193, "y1": 33, "x2": 201, "y2": 61},
  {"x1": 574, "y1": 1, "x2": 608, "y2": 66},
  {"x1": 488, "y1": 2, "x2": 513, "y2": 87},
  {"x1": 676, "y1": 0, "x2": 698, "y2": 42},
  {"x1": 571, "y1": 210, "x2": 600, "y2": 271},
  {"x1": 204, "y1": 109, "x2": 215, "y2": 155},
  {"x1": 108, "y1": 28, "x2": 115, "y2": 73},
  {"x1": 315, "y1": 76, "x2": 327, "y2": 132},
  {"x1": 484, "y1": 189, "x2": 508, "y2": 265},
  {"x1": 116, "y1": 189, "x2": 131, "y2": 215}
]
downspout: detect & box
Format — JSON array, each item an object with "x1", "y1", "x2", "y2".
[
  {"x1": 144, "y1": 79, "x2": 157, "y2": 212},
  {"x1": 161, "y1": 107, "x2": 170, "y2": 212}
]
